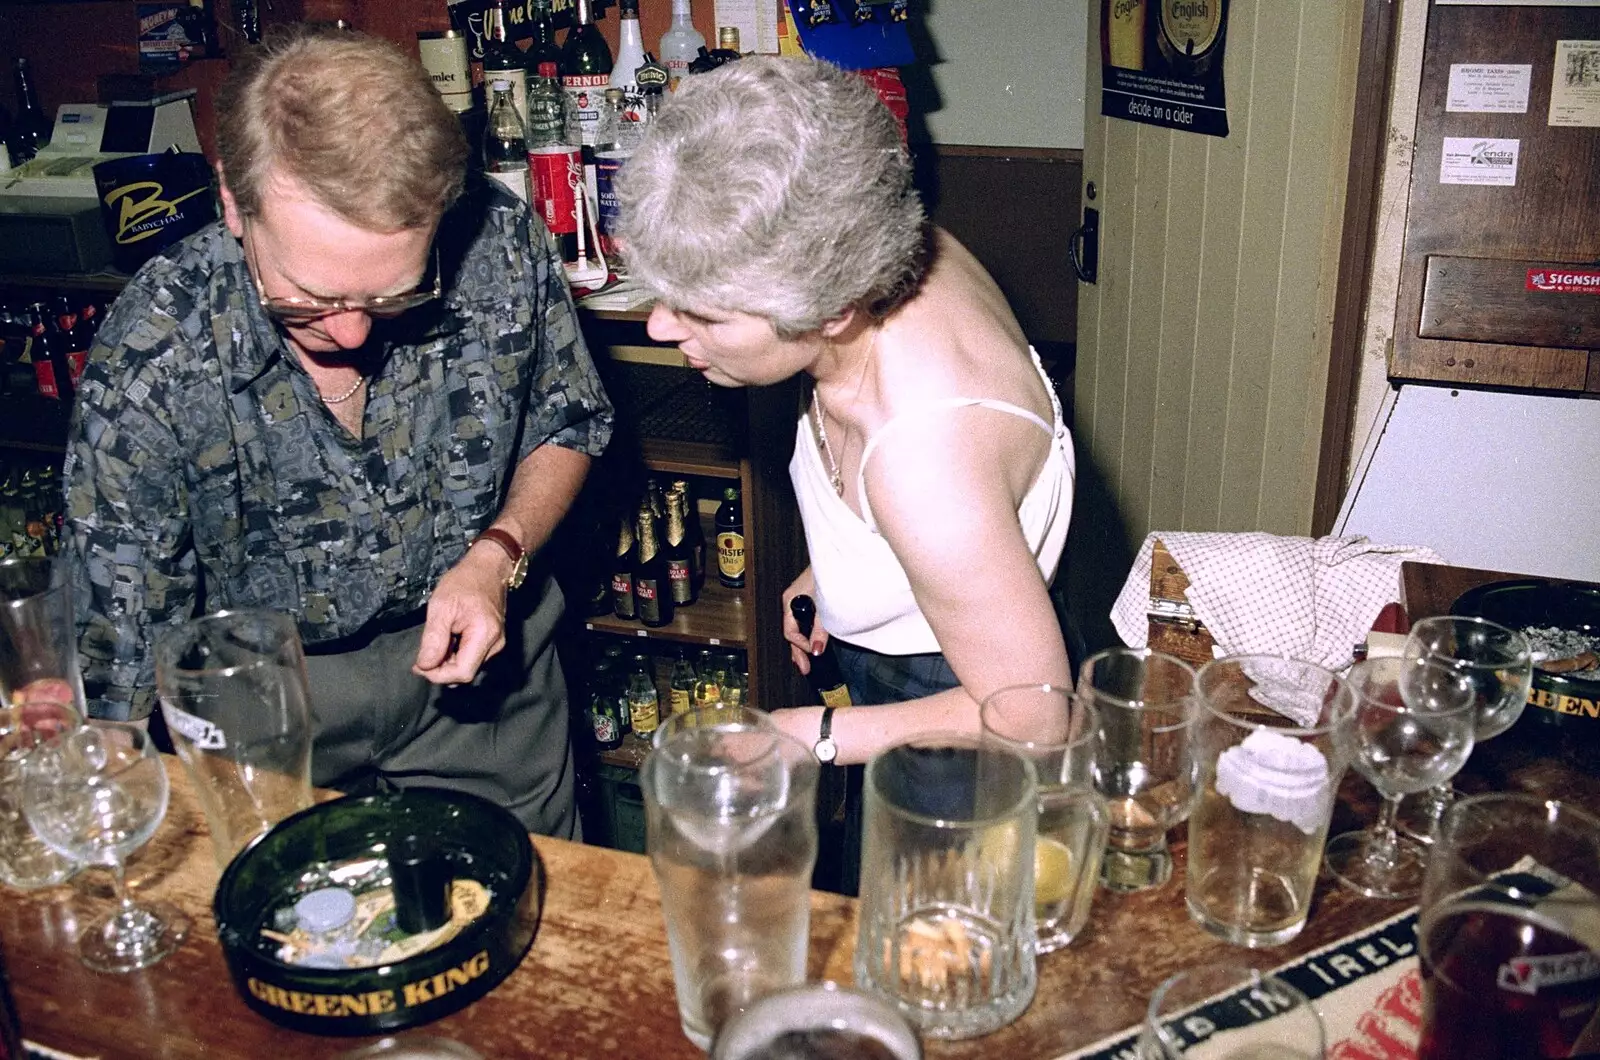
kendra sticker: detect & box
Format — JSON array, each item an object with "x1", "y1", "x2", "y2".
[{"x1": 162, "y1": 703, "x2": 226, "y2": 750}]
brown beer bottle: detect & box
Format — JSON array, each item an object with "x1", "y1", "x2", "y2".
[
  {"x1": 664, "y1": 485, "x2": 696, "y2": 607},
  {"x1": 610, "y1": 514, "x2": 636, "y2": 620},
  {"x1": 715, "y1": 486, "x2": 745, "y2": 589},
  {"x1": 633, "y1": 503, "x2": 673, "y2": 628},
  {"x1": 790, "y1": 595, "x2": 853, "y2": 708}
]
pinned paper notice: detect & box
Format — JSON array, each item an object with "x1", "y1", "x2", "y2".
[
  {"x1": 1440, "y1": 137, "x2": 1520, "y2": 186},
  {"x1": 1549, "y1": 40, "x2": 1600, "y2": 127},
  {"x1": 1448, "y1": 64, "x2": 1531, "y2": 113}
]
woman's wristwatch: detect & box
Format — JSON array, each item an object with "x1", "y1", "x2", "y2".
[{"x1": 813, "y1": 706, "x2": 838, "y2": 764}]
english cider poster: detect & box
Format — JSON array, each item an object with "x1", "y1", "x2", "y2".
[{"x1": 1101, "y1": 0, "x2": 1231, "y2": 138}]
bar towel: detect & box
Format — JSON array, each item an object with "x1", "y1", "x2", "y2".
[{"x1": 1110, "y1": 532, "x2": 1445, "y2": 671}]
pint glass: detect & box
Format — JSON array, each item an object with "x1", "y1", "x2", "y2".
[{"x1": 1418, "y1": 793, "x2": 1600, "y2": 1060}]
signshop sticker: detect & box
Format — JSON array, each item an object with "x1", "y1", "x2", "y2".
[
  {"x1": 1439, "y1": 137, "x2": 1519, "y2": 186},
  {"x1": 1528, "y1": 267, "x2": 1600, "y2": 295}
]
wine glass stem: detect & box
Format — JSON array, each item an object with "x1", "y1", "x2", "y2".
[
  {"x1": 107, "y1": 857, "x2": 135, "y2": 914},
  {"x1": 1372, "y1": 794, "x2": 1404, "y2": 865}
]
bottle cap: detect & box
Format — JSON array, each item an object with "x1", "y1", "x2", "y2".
[
  {"x1": 294, "y1": 887, "x2": 357, "y2": 935},
  {"x1": 490, "y1": 79, "x2": 511, "y2": 92}
]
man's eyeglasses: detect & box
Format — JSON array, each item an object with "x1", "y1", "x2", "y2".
[{"x1": 245, "y1": 222, "x2": 441, "y2": 322}]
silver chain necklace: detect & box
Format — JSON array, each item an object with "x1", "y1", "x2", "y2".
[
  {"x1": 319, "y1": 374, "x2": 367, "y2": 404},
  {"x1": 810, "y1": 327, "x2": 879, "y2": 498}
]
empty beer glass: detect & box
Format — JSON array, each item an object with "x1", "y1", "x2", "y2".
[
  {"x1": 154, "y1": 610, "x2": 315, "y2": 869},
  {"x1": 1078, "y1": 648, "x2": 1199, "y2": 892},
  {"x1": 0, "y1": 557, "x2": 87, "y2": 716},
  {"x1": 1189, "y1": 656, "x2": 1354, "y2": 948},
  {"x1": 854, "y1": 735, "x2": 1038, "y2": 1041},
  {"x1": 642, "y1": 706, "x2": 819, "y2": 1050}
]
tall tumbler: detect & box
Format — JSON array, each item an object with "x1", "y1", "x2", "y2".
[
  {"x1": 0, "y1": 557, "x2": 87, "y2": 715},
  {"x1": 1418, "y1": 793, "x2": 1600, "y2": 1060},
  {"x1": 854, "y1": 735, "x2": 1038, "y2": 1041},
  {"x1": 154, "y1": 609, "x2": 314, "y2": 869},
  {"x1": 1078, "y1": 648, "x2": 1199, "y2": 892},
  {"x1": 641, "y1": 706, "x2": 820, "y2": 1050},
  {"x1": 1188, "y1": 656, "x2": 1355, "y2": 948},
  {"x1": 979, "y1": 684, "x2": 1108, "y2": 953}
]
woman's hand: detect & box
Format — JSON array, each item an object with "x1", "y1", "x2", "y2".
[{"x1": 781, "y1": 568, "x2": 824, "y2": 676}]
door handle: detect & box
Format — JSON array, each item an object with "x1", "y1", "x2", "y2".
[{"x1": 1070, "y1": 206, "x2": 1099, "y2": 285}]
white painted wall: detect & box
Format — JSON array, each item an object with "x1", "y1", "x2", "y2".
[
  {"x1": 1337, "y1": 386, "x2": 1600, "y2": 582},
  {"x1": 918, "y1": 0, "x2": 1088, "y2": 149}
]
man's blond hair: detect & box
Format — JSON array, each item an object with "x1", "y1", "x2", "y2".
[{"x1": 217, "y1": 25, "x2": 468, "y2": 230}]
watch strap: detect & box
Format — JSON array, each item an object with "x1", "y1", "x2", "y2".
[{"x1": 475, "y1": 527, "x2": 529, "y2": 589}]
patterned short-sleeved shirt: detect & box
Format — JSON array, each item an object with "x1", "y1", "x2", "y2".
[{"x1": 63, "y1": 182, "x2": 614, "y2": 721}]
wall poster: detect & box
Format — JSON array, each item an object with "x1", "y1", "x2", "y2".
[{"x1": 1100, "y1": 0, "x2": 1231, "y2": 137}]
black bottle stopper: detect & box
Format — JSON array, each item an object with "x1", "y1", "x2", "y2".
[{"x1": 390, "y1": 834, "x2": 451, "y2": 935}]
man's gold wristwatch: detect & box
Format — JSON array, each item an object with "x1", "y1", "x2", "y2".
[{"x1": 475, "y1": 527, "x2": 529, "y2": 590}]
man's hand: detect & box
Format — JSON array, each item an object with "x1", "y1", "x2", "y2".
[{"x1": 413, "y1": 543, "x2": 510, "y2": 684}]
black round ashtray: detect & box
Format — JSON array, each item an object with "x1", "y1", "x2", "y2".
[
  {"x1": 214, "y1": 787, "x2": 541, "y2": 1037},
  {"x1": 1453, "y1": 578, "x2": 1600, "y2": 745}
]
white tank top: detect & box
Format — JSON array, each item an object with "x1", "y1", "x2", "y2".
[{"x1": 789, "y1": 348, "x2": 1076, "y2": 655}]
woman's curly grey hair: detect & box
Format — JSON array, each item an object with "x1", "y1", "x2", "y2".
[{"x1": 614, "y1": 55, "x2": 927, "y2": 338}]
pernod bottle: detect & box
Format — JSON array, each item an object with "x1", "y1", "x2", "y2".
[
  {"x1": 560, "y1": 0, "x2": 613, "y2": 160},
  {"x1": 633, "y1": 503, "x2": 674, "y2": 628},
  {"x1": 715, "y1": 486, "x2": 745, "y2": 589},
  {"x1": 483, "y1": 80, "x2": 530, "y2": 204}
]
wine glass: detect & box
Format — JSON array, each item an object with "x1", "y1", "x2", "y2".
[
  {"x1": 21, "y1": 725, "x2": 189, "y2": 973},
  {"x1": 1324, "y1": 656, "x2": 1477, "y2": 899},
  {"x1": 1396, "y1": 616, "x2": 1533, "y2": 843}
]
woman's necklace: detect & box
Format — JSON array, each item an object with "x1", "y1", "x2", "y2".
[
  {"x1": 319, "y1": 374, "x2": 367, "y2": 405},
  {"x1": 811, "y1": 328, "x2": 878, "y2": 498}
]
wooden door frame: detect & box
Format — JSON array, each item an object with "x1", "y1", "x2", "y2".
[{"x1": 1312, "y1": 0, "x2": 1401, "y2": 535}]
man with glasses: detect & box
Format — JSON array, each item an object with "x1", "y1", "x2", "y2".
[{"x1": 60, "y1": 25, "x2": 613, "y2": 836}]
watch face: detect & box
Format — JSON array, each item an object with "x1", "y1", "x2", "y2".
[
  {"x1": 508, "y1": 554, "x2": 530, "y2": 589},
  {"x1": 813, "y1": 738, "x2": 837, "y2": 764}
]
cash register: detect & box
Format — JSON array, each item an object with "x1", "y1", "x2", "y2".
[{"x1": 0, "y1": 91, "x2": 202, "y2": 273}]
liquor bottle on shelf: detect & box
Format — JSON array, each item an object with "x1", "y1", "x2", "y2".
[
  {"x1": 789, "y1": 595, "x2": 853, "y2": 708},
  {"x1": 692, "y1": 648, "x2": 722, "y2": 707},
  {"x1": 9, "y1": 58, "x2": 51, "y2": 165},
  {"x1": 483, "y1": 80, "x2": 530, "y2": 205},
  {"x1": 610, "y1": 514, "x2": 637, "y2": 620},
  {"x1": 673, "y1": 478, "x2": 707, "y2": 592},
  {"x1": 588, "y1": 659, "x2": 625, "y2": 750},
  {"x1": 663, "y1": 485, "x2": 696, "y2": 607},
  {"x1": 633, "y1": 502, "x2": 674, "y2": 628},
  {"x1": 658, "y1": 0, "x2": 706, "y2": 90},
  {"x1": 716, "y1": 485, "x2": 745, "y2": 589},
  {"x1": 560, "y1": 0, "x2": 612, "y2": 163},
  {"x1": 526, "y1": 60, "x2": 581, "y2": 266},
  {"x1": 51, "y1": 295, "x2": 87, "y2": 385},
  {"x1": 625, "y1": 655, "x2": 659, "y2": 738},
  {"x1": 25, "y1": 304, "x2": 73, "y2": 404},
  {"x1": 711, "y1": 26, "x2": 744, "y2": 63},
  {"x1": 721, "y1": 661, "x2": 747, "y2": 708},
  {"x1": 609, "y1": 0, "x2": 647, "y2": 95},
  {"x1": 668, "y1": 648, "x2": 696, "y2": 718},
  {"x1": 593, "y1": 88, "x2": 628, "y2": 261},
  {"x1": 482, "y1": 0, "x2": 528, "y2": 123},
  {"x1": 524, "y1": 0, "x2": 563, "y2": 78}
]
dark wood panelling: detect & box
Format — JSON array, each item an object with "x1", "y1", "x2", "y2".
[
  {"x1": 1389, "y1": 2, "x2": 1600, "y2": 393},
  {"x1": 913, "y1": 144, "x2": 1082, "y2": 352},
  {"x1": 1314, "y1": 0, "x2": 1397, "y2": 536},
  {"x1": 1419, "y1": 255, "x2": 1600, "y2": 347}
]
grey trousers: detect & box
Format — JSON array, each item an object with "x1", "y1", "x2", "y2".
[{"x1": 303, "y1": 572, "x2": 578, "y2": 838}]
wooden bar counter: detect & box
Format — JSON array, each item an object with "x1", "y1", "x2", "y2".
[
  {"x1": 0, "y1": 758, "x2": 1421, "y2": 1060},
  {"x1": 3, "y1": 560, "x2": 1592, "y2": 1059}
]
